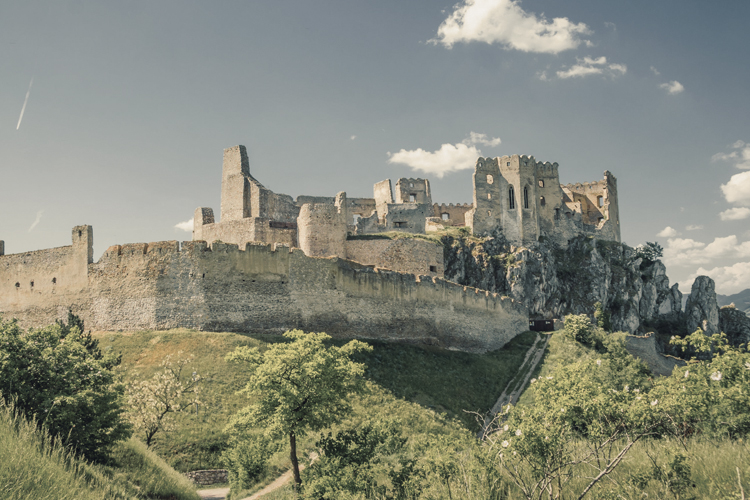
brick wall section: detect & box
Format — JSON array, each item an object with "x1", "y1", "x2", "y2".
[
  {"x1": 0, "y1": 231, "x2": 528, "y2": 353},
  {"x1": 184, "y1": 469, "x2": 228, "y2": 485}
]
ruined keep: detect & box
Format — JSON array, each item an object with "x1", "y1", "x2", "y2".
[{"x1": 193, "y1": 147, "x2": 620, "y2": 279}]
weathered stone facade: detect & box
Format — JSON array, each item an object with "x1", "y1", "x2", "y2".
[
  {"x1": 0, "y1": 227, "x2": 528, "y2": 353},
  {"x1": 467, "y1": 155, "x2": 620, "y2": 247},
  {"x1": 192, "y1": 146, "x2": 621, "y2": 280}
]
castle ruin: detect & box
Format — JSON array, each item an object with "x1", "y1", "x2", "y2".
[{"x1": 193, "y1": 146, "x2": 620, "y2": 276}]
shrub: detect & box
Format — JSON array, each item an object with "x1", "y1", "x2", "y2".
[{"x1": 0, "y1": 313, "x2": 131, "y2": 462}]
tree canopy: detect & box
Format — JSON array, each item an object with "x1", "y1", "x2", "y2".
[
  {"x1": 0, "y1": 313, "x2": 131, "y2": 462},
  {"x1": 226, "y1": 329, "x2": 372, "y2": 487}
]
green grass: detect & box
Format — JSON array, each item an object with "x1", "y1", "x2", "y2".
[
  {"x1": 0, "y1": 400, "x2": 199, "y2": 500},
  {"x1": 346, "y1": 226, "x2": 473, "y2": 246},
  {"x1": 96, "y1": 328, "x2": 537, "y2": 471}
]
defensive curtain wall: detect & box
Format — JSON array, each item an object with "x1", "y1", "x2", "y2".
[{"x1": 0, "y1": 227, "x2": 528, "y2": 353}]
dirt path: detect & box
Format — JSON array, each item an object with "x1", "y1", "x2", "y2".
[
  {"x1": 198, "y1": 487, "x2": 230, "y2": 500},
  {"x1": 478, "y1": 333, "x2": 550, "y2": 439}
]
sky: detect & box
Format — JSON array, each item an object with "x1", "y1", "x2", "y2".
[{"x1": 2, "y1": 0, "x2": 749, "y2": 295}]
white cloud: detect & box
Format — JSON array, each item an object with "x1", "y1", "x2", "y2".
[
  {"x1": 650, "y1": 66, "x2": 660, "y2": 76},
  {"x1": 659, "y1": 80, "x2": 684, "y2": 94},
  {"x1": 350, "y1": 135, "x2": 357, "y2": 140},
  {"x1": 604, "y1": 21, "x2": 616, "y2": 31},
  {"x1": 431, "y1": 0, "x2": 591, "y2": 54},
  {"x1": 556, "y1": 56, "x2": 626, "y2": 79},
  {"x1": 388, "y1": 143, "x2": 481, "y2": 178},
  {"x1": 663, "y1": 235, "x2": 750, "y2": 268},
  {"x1": 685, "y1": 224, "x2": 703, "y2": 231},
  {"x1": 720, "y1": 207, "x2": 750, "y2": 221},
  {"x1": 657, "y1": 226, "x2": 679, "y2": 238},
  {"x1": 679, "y1": 261, "x2": 750, "y2": 295},
  {"x1": 175, "y1": 218, "x2": 194, "y2": 232},
  {"x1": 28, "y1": 210, "x2": 43, "y2": 232},
  {"x1": 713, "y1": 140, "x2": 750, "y2": 170},
  {"x1": 465, "y1": 131, "x2": 502, "y2": 147},
  {"x1": 388, "y1": 132, "x2": 501, "y2": 178},
  {"x1": 721, "y1": 170, "x2": 750, "y2": 206}
]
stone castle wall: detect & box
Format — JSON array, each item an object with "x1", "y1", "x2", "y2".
[
  {"x1": 0, "y1": 228, "x2": 528, "y2": 353},
  {"x1": 345, "y1": 238, "x2": 443, "y2": 278}
]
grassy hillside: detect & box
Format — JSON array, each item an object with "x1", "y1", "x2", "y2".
[
  {"x1": 0, "y1": 401, "x2": 199, "y2": 500},
  {"x1": 95, "y1": 329, "x2": 537, "y2": 472}
]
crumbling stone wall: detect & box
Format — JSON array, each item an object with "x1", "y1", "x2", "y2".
[
  {"x1": 1, "y1": 227, "x2": 528, "y2": 353},
  {"x1": 432, "y1": 203, "x2": 473, "y2": 226},
  {"x1": 345, "y1": 238, "x2": 444, "y2": 278},
  {"x1": 467, "y1": 155, "x2": 621, "y2": 247}
]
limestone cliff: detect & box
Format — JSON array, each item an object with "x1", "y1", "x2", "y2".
[{"x1": 442, "y1": 233, "x2": 681, "y2": 334}]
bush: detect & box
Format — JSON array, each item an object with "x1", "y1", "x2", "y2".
[
  {"x1": 563, "y1": 314, "x2": 604, "y2": 350},
  {"x1": 222, "y1": 434, "x2": 272, "y2": 491},
  {"x1": 0, "y1": 313, "x2": 131, "y2": 462}
]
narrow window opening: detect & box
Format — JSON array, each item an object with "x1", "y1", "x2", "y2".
[
  {"x1": 554, "y1": 208, "x2": 560, "y2": 220},
  {"x1": 52, "y1": 277, "x2": 57, "y2": 284},
  {"x1": 509, "y1": 186, "x2": 515, "y2": 209},
  {"x1": 523, "y1": 187, "x2": 529, "y2": 209},
  {"x1": 78, "y1": 230, "x2": 82, "y2": 238},
  {"x1": 441, "y1": 213, "x2": 450, "y2": 221},
  {"x1": 487, "y1": 210, "x2": 492, "y2": 217},
  {"x1": 486, "y1": 174, "x2": 494, "y2": 184},
  {"x1": 538, "y1": 180, "x2": 544, "y2": 188},
  {"x1": 409, "y1": 182, "x2": 414, "y2": 188},
  {"x1": 409, "y1": 194, "x2": 416, "y2": 202},
  {"x1": 540, "y1": 196, "x2": 545, "y2": 206},
  {"x1": 597, "y1": 195, "x2": 604, "y2": 207},
  {"x1": 487, "y1": 193, "x2": 492, "y2": 200},
  {"x1": 506, "y1": 162, "x2": 510, "y2": 166},
  {"x1": 30, "y1": 281, "x2": 34, "y2": 288},
  {"x1": 202, "y1": 273, "x2": 205, "y2": 279},
  {"x1": 429, "y1": 265, "x2": 437, "y2": 273}
]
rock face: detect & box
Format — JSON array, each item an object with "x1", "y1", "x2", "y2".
[
  {"x1": 442, "y1": 234, "x2": 681, "y2": 333},
  {"x1": 684, "y1": 276, "x2": 721, "y2": 335},
  {"x1": 719, "y1": 305, "x2": 750, "y2": 346}
]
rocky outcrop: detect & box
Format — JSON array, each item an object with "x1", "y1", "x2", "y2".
[
  {"x1": 684, "y1": 276, "x2": 720, "y2": 335},
  {"x1": 719, "y1": 305, "x2": 750, "y2": 346},
  {"x1": 185, "y1": 469, "x2": 228, "y2": 485},
  {"x1": 442, "y1": 234, "x2": 681, "y2": 333}
]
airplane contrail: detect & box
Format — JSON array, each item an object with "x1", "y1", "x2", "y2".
[{"x1": 16, "y1": 77, "x2": 34, "y2": 130}]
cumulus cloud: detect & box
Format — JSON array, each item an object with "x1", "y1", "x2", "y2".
[
  {"x1": 28, "y1": 210, "x2": 43, "y2": 232},
  {"x1": 657, "y1": 226, "x2": 679, "y2": 238},
  {"x1": 679, "y1": 261, "x2": 750, "y2": 295},
  {"x1": 662, "y1": 235, "x2": 750, "y2": 268},
  {"x1": 175, "y1": 218, "x2": 194, "y2": 232},
  {"x1": 713, "y1": 140, "x2": 750, "y2": 170},
  {"x1": 555, "y1": 56, "x2": 627, "y2": 79},
  {"x1": 431, "y1": 0, "x2": 591, "y2": 54},
  {"x1": 466, "y1": 131, "x2": 502, "y2": 147},
  {"x1": 721, "y1": 170, "x2": 750, "y2": 206},
  {"x1": 685, "y1": 224, "x2": 703, "y2": 231},
  {"x1": 720, "y1": 207, "x2": 750, "y2": 221},
  {"x1": 388, "y1": 131, "x2": 501, "y2": 178},
  {"x1": 659, "y1": 80, "x2": 684, "y2": 94}
]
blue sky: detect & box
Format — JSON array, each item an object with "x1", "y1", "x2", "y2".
[{"x1": 2, "y1": 1, "x2": 749, "y2": 294}]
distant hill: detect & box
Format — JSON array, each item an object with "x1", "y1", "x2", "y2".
[{"x1": 717, "y1": 288, "x2": 750, "y2": 316}]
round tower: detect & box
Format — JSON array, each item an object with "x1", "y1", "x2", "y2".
[{"x1": 297, "y1": 203, "x2": 347, "y2": 258}]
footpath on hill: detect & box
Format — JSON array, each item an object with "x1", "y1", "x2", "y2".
[{"x1": 479, "y1": 332, "x2": 549, "y2": 439}]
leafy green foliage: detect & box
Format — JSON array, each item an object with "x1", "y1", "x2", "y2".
[
  {"x1": 303, "y1": 421, "x2": 411, "y2": 499},
  {"x1": 594, "y1": 302, "x2": 612, "y2": 332},
  {"x1": 635, "y1": 241, "x2": 664, "y2": 265},
  {"x1": 226, "y1": 330, "x2": 372, "y2": 486},
  {"x1": 562, "y1": 313, "x2": 604, "y2": 351},
  {"x1": 0, "y1": 314, "x2": 130, "y2": 462},
  {"x1": 222, "y1": 433, "x2": 273, "y2": 492}
]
